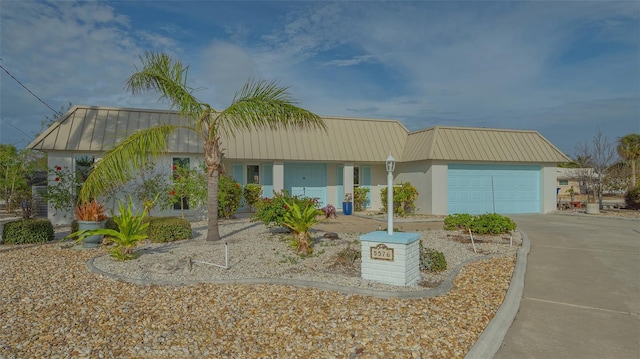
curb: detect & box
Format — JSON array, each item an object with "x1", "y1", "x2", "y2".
[{"x1": 465, "y1": 228, "x2": 531, "y2": 359}]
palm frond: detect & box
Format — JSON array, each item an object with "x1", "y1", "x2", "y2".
[
  {"x1": 79, "y1": 125, "x2": 177, "y2": 200},
  {"x1": 217, "y1": 78, "x2": 326, "y2": 137},
  {"x1": 125, "y1": 51, "x2": 205, "y2": 119}
]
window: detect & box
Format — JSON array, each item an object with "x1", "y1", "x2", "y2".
[
  {"x1": 247, "y1": 165, "x2": 260, "y2": 184},
  {"x1": 353, "y1": 166, "x2": 360, "y2": 188},
  {"x1": 172, "y1": 157, "x2": 190, "y2": 210},
  {"x1": 559, "y1": 180, "x2": 569, "y2": 186}
]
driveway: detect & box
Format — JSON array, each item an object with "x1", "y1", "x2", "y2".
[{"x1": 495, "y1": 214, "x2": 640, "y2": 358}]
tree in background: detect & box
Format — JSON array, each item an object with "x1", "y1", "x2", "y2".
[
  {"x1": 0, "y1": 145, "x2": 46, "y2": 214},
  {"x1": 79, "y1": 52, "x2": 325, "y2": 241},
  {"x1": 617, "y1": 133, "x2": 640, "y2": 189},
  {"x1": 575, "y1": 129, "x2": 618, "y2": 208}
]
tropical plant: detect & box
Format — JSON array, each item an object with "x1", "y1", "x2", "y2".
[
  {"x1": 243, "y1": 183, "x2": 263, "y2": 212},
  {"x1": 354, "y1": 187, "x2": 370, "y2": 212},
  {"x1": 77, "y1": 52, "x2": 325, "y2": 242},
  {"x1": 217, "y1": 174, "x2": 243, "y2": 219},
  {"x1": 133, "y1": 161, "x2": 171, "y2": 213},
  {"x1": 281, "y1": 199, "x2": 323, "y2": 255},
  {"x1": 321, "y1": 204, "x2": 337, "y2": 219},
  {"x1": 617, "y1": 133, "x2": 640, "y2": 189},
  {"x1": 253, "y1": 191, "x2": 318, "y2": 228},
  {"x1": 74, "y1": 199, "x2": 107, "y2": 222},
  {"x1": 67, "y1": 197, "x2": 149, "y2": 261},
  {"x1": 381, "y1": 182, "x2": 419, "y2": 215}
]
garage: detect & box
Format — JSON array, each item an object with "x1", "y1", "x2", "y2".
[
  {"x1": 284, "y1": 162, "x2": 327, "y2": 207},
  {"x1": 447, "y1": 164, "x2": 541, "y2": 214}
]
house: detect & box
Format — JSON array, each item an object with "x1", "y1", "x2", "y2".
[
  {"x1": 556, "y1": 167, "x2": 589, "y2": 198},
  {"x1": 28, "y1": 106, "x2": 570, "y2": 224}
]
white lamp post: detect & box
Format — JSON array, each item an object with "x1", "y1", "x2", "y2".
[{"x1": 386, "y1": 154, "x2": 396, "y2": 235}]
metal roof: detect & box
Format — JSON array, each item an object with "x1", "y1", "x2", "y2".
[
  {"x1": 28, "y1": 106, "x2": 570, "y2": 163},
  {"x1": 402, "y1": 126, "x2": 570, "y2": 163},
  {"x1": 27, "y1": 106, "x2": 407, "y2": 162}
]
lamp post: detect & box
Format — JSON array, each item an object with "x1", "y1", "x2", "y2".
[{"x1": 386, "y1": 154, "x2": 396, "y2": 235}]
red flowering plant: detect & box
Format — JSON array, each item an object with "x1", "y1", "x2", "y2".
[{"x1": 44, "y1": 165, "x2": 80, "y2": 215}]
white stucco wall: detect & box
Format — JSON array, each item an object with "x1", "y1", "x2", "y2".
[{"x1": 541, "y1": 164, "x2": 558, "y2": 213}]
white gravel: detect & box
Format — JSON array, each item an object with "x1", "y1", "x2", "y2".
[{"x1": 92, "y1": 217, "x2": 522, "y2": 292}]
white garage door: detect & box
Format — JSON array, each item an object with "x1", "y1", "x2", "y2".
[{"x1": 448, "y1": 164, "x2": 541, "y2": 214}]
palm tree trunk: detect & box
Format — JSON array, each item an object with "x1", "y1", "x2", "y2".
[
  {"x1": 206, "y1": 169, "x2": 221, "y2": 241},
  {"x1": 632, "y1": 160, "x2": 637, "y2": 189},
  {"x1": 204, "y1": 139, "x2": 222, "y2": 241}
]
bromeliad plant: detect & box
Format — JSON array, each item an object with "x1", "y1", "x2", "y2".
[
  {"x1": 75, "y1": 199, "x2": 107, "y2": 222},
  {"x1": 67, "y1": 197, "x2": 149, "y2": 260},
  {"x1": 281, "y1": 198, "x2": 323, "y2": 256}
]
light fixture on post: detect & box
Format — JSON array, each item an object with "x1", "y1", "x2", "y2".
[{"x1": 386, "y1": 153, "x2": 396, "y2": 235}]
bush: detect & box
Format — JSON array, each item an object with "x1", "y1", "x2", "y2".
[
  {"x1": 419, "y1": 241, "x2": 447, "y2": 272},
  {"x1": 146, "y1": 217, "x2": 192, "y2": 243},
  {"x1": 2, "y1": 219, "x2": 54, "y2": 244},
  {"x1": 444, "y1": 213, "x2": 474, "y2": 230},
  {"x1": 253, "y1": 191, "x2": 319, "y2": 228},
  {"x1": 354, "y1": 187, "x2": 370, "y2": 212},
  {"x1": 243, "y1": 184, "x2": 262, "y2": 212},
  {"x1": 625, "y1": 186, "x2": 640, "y2": 210},
  {"x1": 380, "y1": 182, "x2": 419, "y2": 215},
  {"x1": 105, "y1": 217, "x2": 119, "y2": 232},
  {"x1": 218, "y1": 174, "x2": 243, "y2": 219},
  {"x1": 444, "y1": 213, "x2": 516, "y2": 234}
]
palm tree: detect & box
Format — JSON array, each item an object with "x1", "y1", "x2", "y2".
[
  {"x1": 617, "y1": 133, "x2": 640, "y2": 189},
  {"x1": 80, "y1": 52, "x2": 325, "y2": 241}
]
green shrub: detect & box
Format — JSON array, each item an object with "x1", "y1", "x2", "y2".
[
  {"x1": 444, "y1": 213, "x2": 516, "y2": 234},
  {"x1": 380, "y1": 182, "x2": 419, "y2": 215},
  {"x1": 218, "y1": 174, "x2": 243, "y2": 219},
  {"x1": 105, "y1": 217, "x2": 119, "y2": 231},
  {"x1": 419, "y1": 241, "x2": 447, "y2": 272},
  {"x1": 146, "y1": 217, "x2": 192, "y2": 243},
  {"x1": 444, "y1": 213, "x2": 474, "y2": 230},
  {"x1": 253, "y1": 191, "x2": 319, "y2": 228},
  {"x1": 625, "y1": 186, "x2": 640, "y2": 210},
  {"x1": 281, "y1": 199, "x2": 323, "y2": 255},
  {"x1": 354, "y1": 187, "x2": 370, "y2": 212},
  {"x1": 243, "y1": 184, "x2": 263, "y2": 212},
  {"x1": 2, "y1": 219, "x2": 54, "y2": 244}
]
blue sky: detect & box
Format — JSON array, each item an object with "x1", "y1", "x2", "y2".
[{"x1": 1, "y1": 0, "x2": 638, "y2": 158}]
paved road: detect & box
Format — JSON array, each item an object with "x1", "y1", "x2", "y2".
[{"x1": 495, "y1": 214, "x2": 640, "y2": 359}]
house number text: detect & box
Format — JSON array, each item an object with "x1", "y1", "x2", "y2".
[{"x1": 370, "y1": 244, "x2": 394, "y2": 261}]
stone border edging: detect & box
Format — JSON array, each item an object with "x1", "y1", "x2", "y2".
[
  {"x1": 465, "y1": 228, "x2": 531, "y2": 359},
  {"x1": 86, "y1": 249, "x2": 518, "y2": 300}
]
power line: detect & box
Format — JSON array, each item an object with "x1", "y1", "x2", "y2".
[
  {"x1": 0, "y1": 63, "x2": 63, "y2": 116},
  {"x1": 0, "y1": 115, "x2": 32, "y2": 139}
]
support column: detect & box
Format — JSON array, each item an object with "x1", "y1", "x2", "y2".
[{"x1": 273, "y1": 161, "x2": 284, "y2": 193}]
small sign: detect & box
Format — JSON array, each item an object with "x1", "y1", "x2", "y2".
[{"x1": 370, "y1": 243, "x2": 394, "y2": 261}]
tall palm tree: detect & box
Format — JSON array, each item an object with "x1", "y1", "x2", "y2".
[
  {"x1": 617, "y1": 133, "x2": 640, "y2": 189},
  {"x1": 80, "y1": 52, "x2": 325, "y2": 241}
]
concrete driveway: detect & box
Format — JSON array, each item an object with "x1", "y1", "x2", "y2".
[{"x1": 495, "y1": 214, "x2": 640, "y2": 359}]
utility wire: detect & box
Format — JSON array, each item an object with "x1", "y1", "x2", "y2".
[
  {"x1": 0, "y1": 115, "x2": 32, "y2": 139},
  {"x1": 0, "y1": 63, "x2": 63, "y2": 116}
]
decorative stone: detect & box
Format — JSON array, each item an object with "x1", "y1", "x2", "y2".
[
  {"x1": 323, "y1": 232, "x2": 339, "y2": 240},
  {"x1": 360, "y1": 231, "x2": 421, "y2": 286}
]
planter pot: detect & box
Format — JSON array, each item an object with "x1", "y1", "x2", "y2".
[
  {"x1": 586, "y1": 203, "x2": 600, "y2": 215},
  {"x1": 342, "y1": 202, "x2": 353, "y2": 215},
  {"x1": 77, "y1": 220, "x2": 106, "y2": 248}
]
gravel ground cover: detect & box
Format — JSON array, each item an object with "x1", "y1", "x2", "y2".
[{"x1": 0, "y1": 218, "x2": 520, "y2": 358}]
